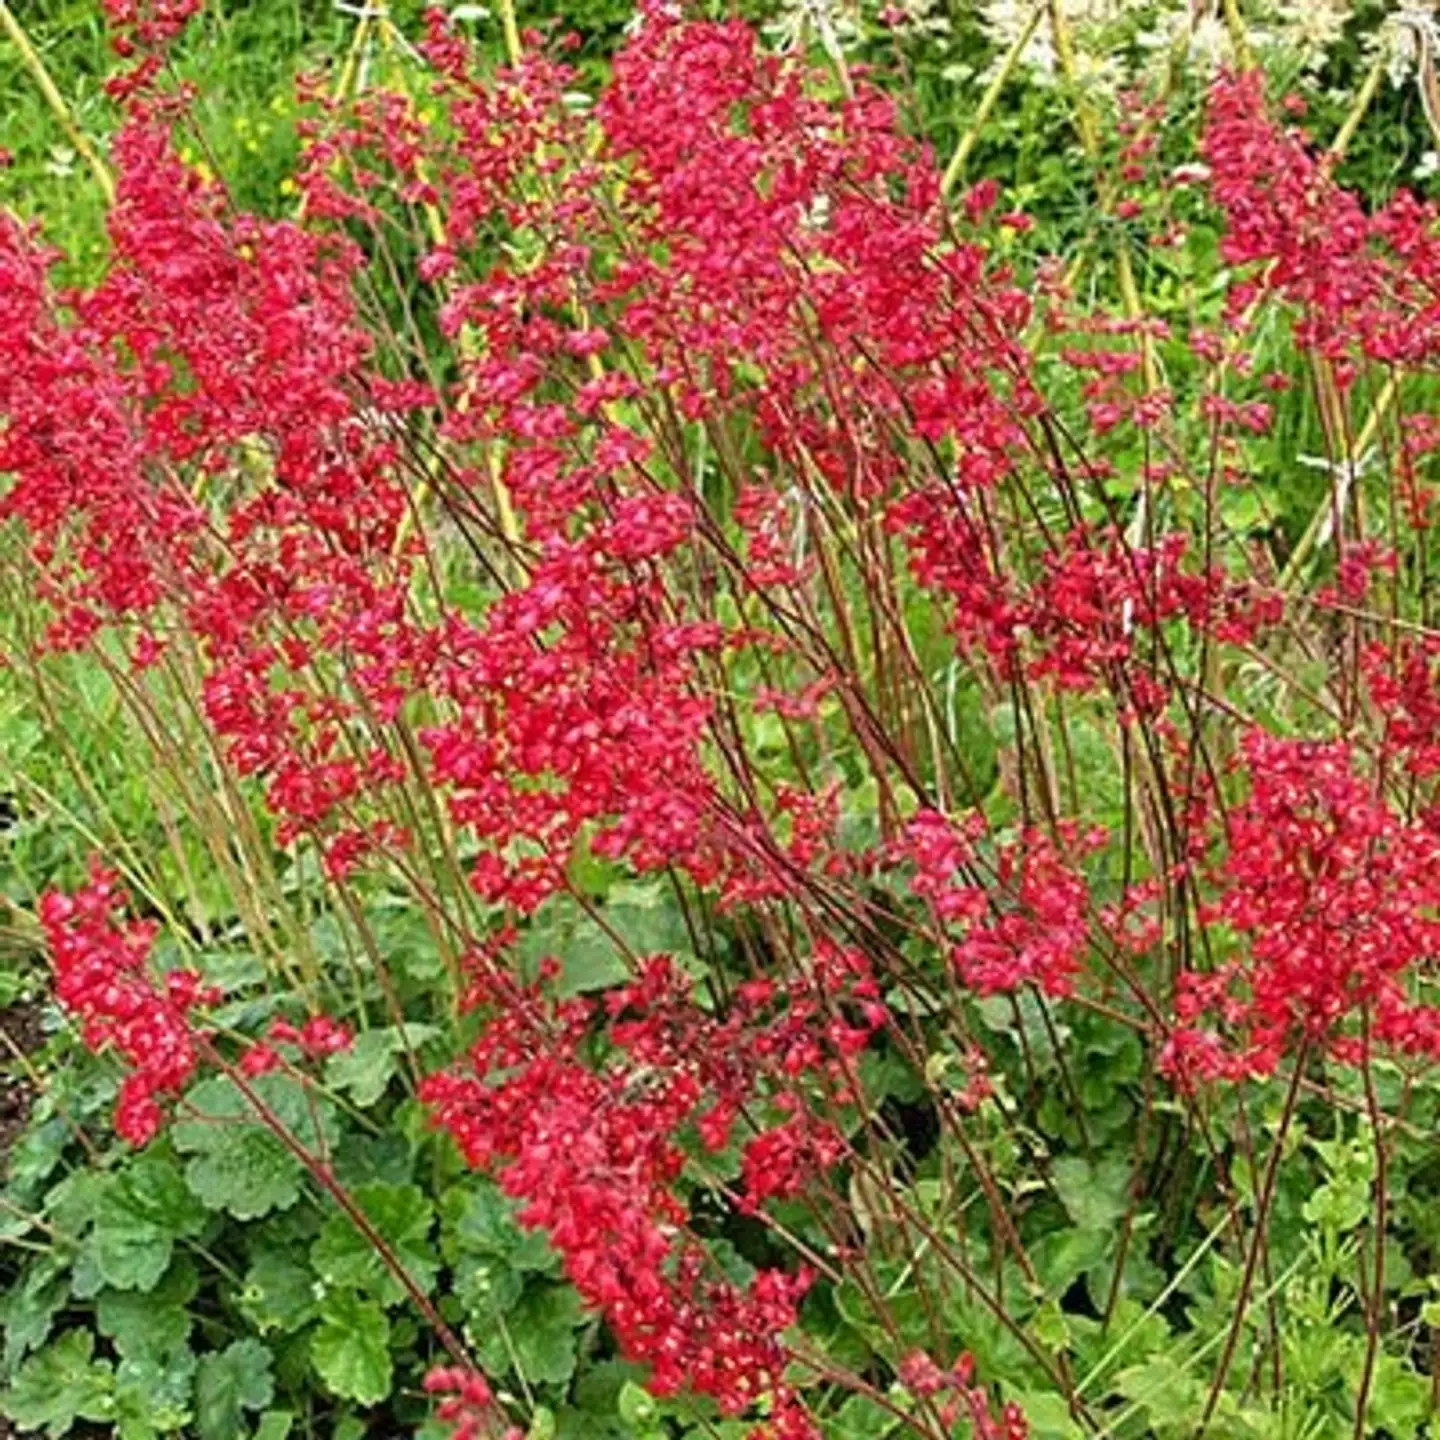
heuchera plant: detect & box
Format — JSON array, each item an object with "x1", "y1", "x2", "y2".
[{"x1": 6, "y1": 0, "x2": 1440, "y2": 1435}]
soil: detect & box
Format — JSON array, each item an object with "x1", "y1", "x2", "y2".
[{"x1": 0, "y1": 997, "x2": 45, "y2": 1166}]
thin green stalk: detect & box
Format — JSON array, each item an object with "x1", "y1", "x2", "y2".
[
  {"x1": 1221, "y1": 0, "x2": 1252, "y2": 69},
  {"x1": 207, "y1": 1042, "x2": 476, "y2": 1371},
  {"x1": 1089, "y1": 1247, "x2": 1311, "y2": 1440},
  {"x1": 1048, "y1": 0, "x2": 1098, "y2": 156},
  {"x1": 1278, "y1": 372, "x2": 1399, "y2": 593},
  {"x1": 941, "y1": 2, "x2": 1042, "y2": 197},
  {"x1": 1329, "y1": 48, "x2": 1387, "y2": 163},
  {"x1": 1077, "y1": 1209, "x2": 1230, "y2": 1395},
  {"x1": 0, "y1": 0, "x2": 114, "y2": 204},
  {"x1": 1197, "y1": 1048, "x2": 1309, "y2": 1435},
  {"x1": 496, "y1": 0, "x2": 522, "y2": 68}
]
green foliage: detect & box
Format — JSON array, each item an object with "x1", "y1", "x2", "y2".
[
  {"x1": 96, "y1": 1259, "x2": 198, "y2": 1363},
  {"x1": 3, "y1": 1330, "x2": 114, "y2": 1437},
  {"x1": 195, "y1": 1339, "x2": 276, "y2": 1440},
  {"x1": 85, "y1": 1151, "x2": 208, "y2": 1292},
  {"x1": 325, "y1": 1024, "x2": 436, "y2": 1107},
  {"x1": 311, "y1": 1183, "x2": 439, "y2": 1306},
  {"x1": 310, "y1": 1293, "x2": 392, "y2": 1406},
  {"x1": 172, "y1": 1073, "x2": 338, "y2": 1220}
]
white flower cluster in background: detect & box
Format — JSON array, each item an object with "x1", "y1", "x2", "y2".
[
  {"x1": 762, "y1": 0, "x2": 952, "y2": 53},
  {"x1": 1269, "y1": 0, "x2": 1352, "y2": 69},
  {"x1": 760, "y1": 0, "x2": 1433, "y2": 148},
  {"x1": 976, "y1": 0, "x2": 1380, "y2": 88},
  {"x1": 980, "y1": 0, "x2": 1126, "y2": 79}
]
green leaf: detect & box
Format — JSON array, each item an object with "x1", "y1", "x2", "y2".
[
  {"x1": 195, "y1": 1339, "x2": 275, "y2": 1440},
  {"x1": 172, "y1": 1074, "x2": 337, "y2": 1220},
  {"x1": 4, "y1": 1113, "x2": 70, "y2": 1204},
  {"x1": 178, "y1": 1119, "x2": 300, "y2": 1218},
  {"x1": 1031, "y1": 1297, "x2": 1073, "y2": 1351},
  {"x1": 96, "y1": 1261, "x2": 196, "y2": 1363},
  {"x1": 43, "y1": 1170, "x2": 107, "y2": 1240},
  {"x1": 518, "y1": 881, "x2": 696, "y2": 996},
  {"x1": 114, "y1": 1351, "x2": 197, "y2": 1439},
  {"x1": 834, "y1": 1272, "x2": 929, "y2": 1352},
  {"x1": 2, "y1": 1330, "x2": 115, "y2": 1437},
  {"x1": 1359, "y1": 1352, "x2": 1428, "y2": 1435},
  {"x1": 240, "y1": 1247, "x2": 319, "y2": 1334},
  {"x1": 254, "y1": 1414, "x2": 295, "y2": 1440},
  {"x1": 617, "y1": 1380, "x2": 660, "y2": 1428},
  {"x1": 195, "y1": 949, "x2": 266, "y2": 992},
  {"x1": 310, "y1": 1293, "x2": 392, "y2": 1405},
  {"x1": 519, "y1": 897, "x2": 632, "y2": 997},
  {"x1": 976, "y1": 990, "x2": 1066, "y2": 1071},
  {"x1": 325, "y1": 1030, "x2": 400, "y2": 1108},
  {"x1": 1115, "y1": 1355, "x2": 1205, "y2": 1430},
  {"x1": 1051, "y1": 1155, "x2": 1131, "y2": 1233},
  {"x1": 832, "y1": 1392, "x2": 899, "y2": 1438},
  {"x1": 1302, "y1": 1174, "x2": 1370, "y2": 1234},
  {"x1": 454, "y1": 1254, "x2": 524, "y2": 1319},
  {"x1": 1011, "y1": 1391, "x2": 1086, "y2": 1439},
  {"x1": 88, "y1": 1151, "x2": 206, "y2": 1292},
  {"x1": 475, "y1": 1283, "x2": 586, "y2": 1387},
  {"x1": 2, "y1": 1255, "x2": 69, "y2": 1370},
  {"x1": 331, "y1": 1129, "x2": 414, "y2": 1189},
  {"x1": 1030, "y1": 1224, "x2": 1110, "y2": 1298},
  {"x1": 441, "y1": 1177, "x2": 554, "y2": 1272},
  {"x1": 310, "y1": 1182, "x2": 438, "y2": 1307}
]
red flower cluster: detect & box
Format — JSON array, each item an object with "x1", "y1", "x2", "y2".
[
  {"x1": 895, "y1": 812, "x2": 1099, "y2": 998},
  {"x1": 423, "y1": 1367, "x2": 515, "y2": 1440},
  {"x1": 422, "y1": 948, "x2": 884, "y2": 1430},
  {"x1": 240, "y1": 1015, "x2": 353, "y2": 1077},
  {"x1": 1166, "y1": 734, "x2": 1440, "y2": 1081},
  {"x1": 39, "y1": 863, "x2": 216, "y2": 1143},
  {"x1": 898, "y1": 1351, "x2": 1029, "y2": 1438}
]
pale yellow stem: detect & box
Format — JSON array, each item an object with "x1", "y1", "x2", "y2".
[
  {"x1": 1047, "y1": 1, "x2": 1158, "y2": 390},
  {"x1": 496, "y1": 0, "x2": 523, "y2": 68},
  {"x1": 373, "y1": 11, "x2": 522, "y2": 561},
  {"x1": 1048, "y1": 0, "x2": 1098, "y2": 156},
  {"x1": 1329, "y1": 48, "x2": 1386, "y2": 163},
  {"x1": 1278, "y1": 373, "x2": 1400, "y2": 593},
  {"x1": 334, "y1": 12, "x2": 372, "y2": 106},
  {"x1": 942, "y1": 3, "x2": 1043, "y2": 197},
  {"x1": 1220, "y1": 0, "x2": 1252, "y2": 70},
  {"x1": 0, "y1": 0, "x2": 114, "y2": 204}
]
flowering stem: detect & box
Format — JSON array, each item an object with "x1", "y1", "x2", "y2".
[
  {"x1": 1278, "y1": 371, "x2": 1399, "y2": 592},
  {"x1": 203, "y1": 1042, "x2": 475, "y2": 1372},
  {"x1": 1197, "y1": 1046, "x2": 1309, "y2": 1435},
  {"x1": 1046, "y1": 0, "x2": 1097, "y2": 157},
  {"x1": 1046, "y1": 0, "x2": 1159, "y2": 396},
  {"x1": 1220, "y1": 0, "x2": 1253, "y2": 69},
  {"x1": 1352, "y1": 1014, "x2": 1389, "y2": 1440},
  {"x1": 333, "y1": 11, "x2": 372, "y2": 107}
]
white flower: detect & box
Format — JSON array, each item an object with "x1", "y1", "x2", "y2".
[
  {"x1": 1388, "y1": 8, "x2": 1438, "y2": 88},
  {"x1": 981, "y1": 0, "x2": 1130, "y2": 79},
  {"x1": 1268, "y1": 0, "x2": 1350, "y2": 70},
  {"x1": 1186, "y1": 15, "x2": 1232, "y2": 72}
]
